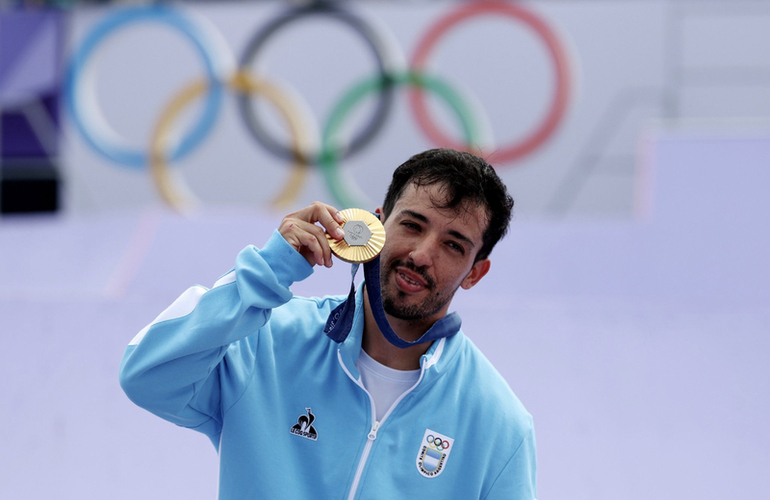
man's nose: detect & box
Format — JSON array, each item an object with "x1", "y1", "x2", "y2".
[{"x1": 408, "y1": 237, "x2": 436, "y2": 268}]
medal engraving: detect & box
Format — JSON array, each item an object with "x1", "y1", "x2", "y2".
[{"x1": 343, "y1": 220, "x2": 371, "y2": 247}]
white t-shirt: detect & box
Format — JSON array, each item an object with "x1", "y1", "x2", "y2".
[{"x1": 356, "y1": 349, "x2": 421, "y2": 422}]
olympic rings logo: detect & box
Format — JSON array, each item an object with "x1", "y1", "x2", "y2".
[
  {"x1": 426, "y1": 435, "x2": 450, "y2": 452},
  {"x1": 65, "y1": 1, "x2": 572, "y2": 211}
]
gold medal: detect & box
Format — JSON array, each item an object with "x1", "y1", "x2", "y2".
[{"x1": 326, "y1": 208, "x2": 386, "y2": 263}]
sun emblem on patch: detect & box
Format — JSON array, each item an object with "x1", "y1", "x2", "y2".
[{"x1": 416, "y1": 428, "x2": 454, "y2": 478}]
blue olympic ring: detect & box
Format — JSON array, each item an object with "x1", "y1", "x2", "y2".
[
  {"x1": 427, "y1": 435, "x2": 450, "y2": 451},
  {"x1": 64, "y1": 4, "x2": 226, "y2": 168},
  {"x1": 64, "y1": 2, "x2": 573, "y2": 210}
]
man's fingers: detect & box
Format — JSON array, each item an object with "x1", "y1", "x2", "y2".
[
  {"x1": 316, "y1": 203, "x2": 346, "y2": 240},
  {"x1": 279, "y1": 202, "x2": 348, "y2": 267},
  {"x1": 279, "y1": 217, "x2": 333, "y2": 268},
  {"x1": 296, "y1": 230, "x2": 327, "y2": 267},
  {"x1": 294, "y1": 202, "x2": 344, "y2": 240}
]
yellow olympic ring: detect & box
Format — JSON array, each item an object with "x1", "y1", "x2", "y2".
[{"x1": 150, "y1": 71, "x2": 314, "y2": 213}]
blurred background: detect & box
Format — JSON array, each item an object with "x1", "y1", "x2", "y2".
[{"x1": 1, "y1": 0, "x2": 768, "y2": 498}]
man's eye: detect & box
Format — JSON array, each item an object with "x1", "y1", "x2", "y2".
[
  {"x1": 402, "y1": 221, "x2": 420, "y2": 231},
  {"x1": 447, "y1": 242, "x2": 465, "y2": 254}
]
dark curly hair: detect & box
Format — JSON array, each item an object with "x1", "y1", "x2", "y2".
[{"x1": 382, "y1": 149, "x2": 514, "y2": 262}]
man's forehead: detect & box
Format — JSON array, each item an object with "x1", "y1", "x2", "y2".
[{"x1": 393, "y1": 183, "x2": 489, "y2": 234}]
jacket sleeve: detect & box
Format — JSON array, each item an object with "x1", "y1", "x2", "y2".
[
  {"x1": 483, "y1": 419, "x2": 538, "y2": 500},
  {"x1": 118, "y1": 230, "x2": 313, "y2": 443}
]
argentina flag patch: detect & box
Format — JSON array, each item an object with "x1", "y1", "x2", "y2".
[{"x1": 416, "y1": 428, "x2": 454, "y2": 478}]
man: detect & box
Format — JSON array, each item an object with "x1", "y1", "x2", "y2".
[{"x1": 120, "y1": 148, "x2": 537, "y2": 499}]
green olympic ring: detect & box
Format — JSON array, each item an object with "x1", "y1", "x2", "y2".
[{"x1": 319, "y1": 71, "x2": 484, "y2": 209}]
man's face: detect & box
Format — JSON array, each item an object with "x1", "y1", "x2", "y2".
[{"x1": 378, "y1": 183, "x2": 491, "y2": 326}]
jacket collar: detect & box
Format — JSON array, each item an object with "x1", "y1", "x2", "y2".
[{"x1": 336, "y1": 282, "x2": 464, "y2": 384}]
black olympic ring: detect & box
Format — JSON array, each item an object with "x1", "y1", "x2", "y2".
[
  {"x1": 237, "y1": 1, "x2": 398, "y2": 164},
  {"x1": 427, "y1": 435, "x2": 450, "y2": 451},
  {"x1": 66, "y1": 2, "x2": 574, "y2": 209}
]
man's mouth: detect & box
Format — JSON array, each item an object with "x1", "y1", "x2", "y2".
[
  {"x1": 390, "y1": 261, "x2": 434, "y2": 293},
  {"x1": 399, "y1": 272, "x2": 422, "y2": 287}
]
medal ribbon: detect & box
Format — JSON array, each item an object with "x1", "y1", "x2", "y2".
[{"x1": 323, "y1": 254, "x2": 462, "y2": 348}]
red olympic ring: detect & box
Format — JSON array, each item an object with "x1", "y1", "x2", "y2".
[
  {"x1": 409, "y1": 0, "x2": 572, "y2": 164},
  {"x1": 427, "y1": 435, "x2": 450, "y2": 451}
]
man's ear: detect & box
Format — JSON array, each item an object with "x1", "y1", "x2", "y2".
[{"x1": 461, "y1": 258, "x2": 491, "y2": 290}]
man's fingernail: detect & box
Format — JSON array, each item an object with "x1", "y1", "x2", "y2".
[{"x1": 336, "y1": 228, "x2": 345, "y2": 239}]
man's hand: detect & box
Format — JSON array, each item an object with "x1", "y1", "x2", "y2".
[{"x1": 279, "y1": 202, "x2": 346, "y2": 268}]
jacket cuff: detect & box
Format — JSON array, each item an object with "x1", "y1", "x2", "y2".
[{"x1": 259, "y1": 229, "x2": 314, "y2": 287}]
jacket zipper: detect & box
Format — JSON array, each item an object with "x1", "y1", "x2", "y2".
[
  {"x1": 338, "y1": 350, "x2": 427, "y2": 500},
  {"x1": 347, "y1": 420, "x2": 380, "y2": 500}
]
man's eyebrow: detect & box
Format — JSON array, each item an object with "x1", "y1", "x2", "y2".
[
  {"x1": 399, "y1": 209, "x2": 429, "y2": 223},
  {"x1": 399, "y1": 210, "x2": 475, "y2": 249},
  {"x1": 449, "y1": 230, "x2": 475, "y2": 249}
]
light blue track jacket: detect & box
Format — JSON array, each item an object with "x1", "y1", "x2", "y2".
[{"x1": 119, "y1": 230, "x2": 537, "y2": 500}]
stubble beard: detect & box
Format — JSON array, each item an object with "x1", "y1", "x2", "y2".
[{"x1": 380, "y1": 261, "x2": 456, "y2": 321}]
